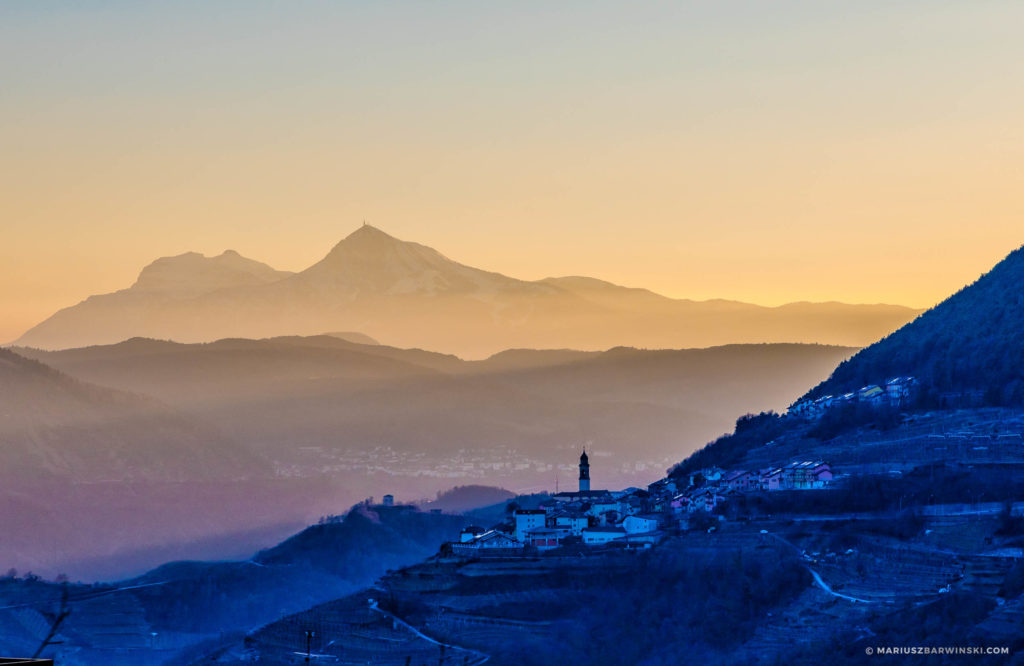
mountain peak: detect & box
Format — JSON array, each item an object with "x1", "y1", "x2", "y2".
[
  {"x1": 130, "y1": 250, "x2": 292, "y2": 297},
  {"x1": 328, "y1": 224, "x2": 406, "y2": 252},
  {"x1": 301, "y1": 225, "x2": 532, "y2": 298},
  {"x1": 313, "y1": 224, "x2": 441, "y2": 267},
  {"x1": 346, "y1": 223, "x2": 393, "y2": 240}
]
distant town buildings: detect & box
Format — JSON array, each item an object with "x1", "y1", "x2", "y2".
[{"x1": 445, "y1": 450, "x2": 835, "y2": 557}]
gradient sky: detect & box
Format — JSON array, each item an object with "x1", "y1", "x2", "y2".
[{"x1": 2, "y1": 1, "x2": 1022, "y2": 343}]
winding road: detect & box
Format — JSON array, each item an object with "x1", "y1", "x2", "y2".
[{"x1": 368, "y1": 598, "x2": 491, "y2": 664}]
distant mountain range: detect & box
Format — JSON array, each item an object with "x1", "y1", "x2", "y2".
[
  {"x1": 16, "y1": 336, "x2": 858, "y2": 466},
  {"x1": 0, "y1": 348, "x2": 259, "y2": 485},
  {"x1": 14, "y1": 225, "x2": 920, "y2": 357},
  {"x1": 0, "y1": 348, "x2": 272, "y2": 576}
]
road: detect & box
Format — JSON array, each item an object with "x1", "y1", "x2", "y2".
[
  {"x1": 761, "y1": 530, "x2": 875, "y2": 604},
  {"x1": 368, "y1": 598, "x2": 490, "y2": 664}
]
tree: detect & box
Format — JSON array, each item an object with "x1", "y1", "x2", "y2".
[{"x1": 33, "y1": 583, "x2": 70, "y2": 659}]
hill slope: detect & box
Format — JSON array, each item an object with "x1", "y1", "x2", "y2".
[
  {"x1": 802, "y1": 244, "x2": 1024, "y2": 406},
  {"x1": 0, "y1": 504, "x2": 467, "y2": 666}
]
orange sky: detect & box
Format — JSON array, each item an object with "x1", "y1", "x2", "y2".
[{"x1": 2, "y1": 2, "x2": 1023, "y2": 343}]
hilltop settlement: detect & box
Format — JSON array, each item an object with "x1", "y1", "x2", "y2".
[
  {"x1": 444, "y1": 377, "x2": 923, "y2": 557},
  {"x1": 448, "y1": 449, "x2": 833, "y2": 556}
]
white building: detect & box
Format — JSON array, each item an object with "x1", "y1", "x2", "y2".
[
  {"x1": 554, "y1": 515, "x2": 589, "y2": 536},
  {"x1": 450, "y1": 530, "x2": 523, "y2": 556},
  {"x1": 513, "y1": 509, "x2": 547, "y2": 543},
  {"x1": 460, "y1": 525, "x2": 485, "y2": 542},
  {"x1": 622, "y1": 515, "x2": 660, "y2": 535}
]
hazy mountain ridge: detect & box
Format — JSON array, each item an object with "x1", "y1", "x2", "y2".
[
  {"x1": 0, "y1": 348, "x2": 259, "y2": 484},
  {"x1": 0, "y1": 348, "x2": 276, "y2": 576},
  {"x1": 14, "y1": 225, "x2": 921, "y2": 356},
  {"x1": 16, "y1": 337, "x2": 859, "y2": 464}
]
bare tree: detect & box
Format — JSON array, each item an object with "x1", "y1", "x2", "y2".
[{"x1": 33, "y1": 583, "x2": 71, "y2": 659}]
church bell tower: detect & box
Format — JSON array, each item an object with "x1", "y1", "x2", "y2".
[{"x1": 578, "y1": 449, "x2": 590, "y2": 492}]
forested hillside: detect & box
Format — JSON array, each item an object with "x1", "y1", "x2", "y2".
[{"x1": 802, "y1": 245, "x2": 1024, "y2": 406}]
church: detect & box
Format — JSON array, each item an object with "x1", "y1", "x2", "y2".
[{"x1": 551, "y1": 449, "x2": 612, "y2": 502}]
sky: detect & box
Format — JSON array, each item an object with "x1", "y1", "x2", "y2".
[{"x1": 2, "y1": 1, "x2": 1023, "y2": 343}]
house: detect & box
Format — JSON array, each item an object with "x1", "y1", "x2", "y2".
[
  {"x1": 760, "y1": 467, "x2": 785, "y2": 491},
  {"x1": 760, "y1": 461, "x2": 832, "y2": 490},
  {"x1": 554, "y1": 514, "x2": 590, "y2": 536},
  {"x1": 670, "y1": 493, "x2": 691, "y2": 513},
  {"x1": 460, "y1": 525, "x2": 485, "y2": 542},
  {"x1": 582, "y1": 526, "x2": 626, "y2": 545},
  {"x1": 724, "y1": 470, "x2": 755, "y2": 492},
  {"x1": 800, "y1": 462, "x2": 832, "y2": 488},
  {"x1": 586, "y1": 500, "x2": 621, "y2": 519},
  {"x1": 382, "y1": 494, "x2": 394, "y2": 507},
  {"x1": 622, "y1": 496, "x2": 645, "y2": 516},
  {"x1": 688, "y1": 488, "x2": 724, "y2": 513},
  {"x1": 886, "y1": 377, "x2": 918, "y2": 406},
  {"x1": 450, "y1": 530, "x2": 523, "y2": 556},
  {"x1": 857, "y1": 385, "x2": 886, "y2": 404},
  {"x1": 524, "y1": 526, "x2": 570, "y2": 550},
  {"x1": 513, "y1": 509, "x2": 547, "y2": 543},
  {"x1": 812, "y1": 395, "x2": 836, "y2": 416},
  {"x1": 622, "y1": 514, "x2": 660, "y2": 535},
  {"x1": 680, "y1": 467, "x2": 724, "y2": 489}
]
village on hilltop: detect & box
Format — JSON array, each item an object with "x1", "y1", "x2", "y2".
[
  {"x1": 437, "y1": 449, "x2": 831, "y2": 556},
  {"x1": 419, "y1": 376, "x2": 923, "y2": 557}
]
